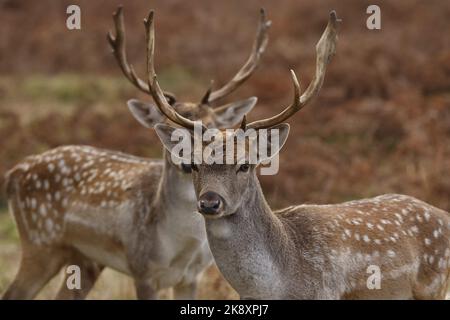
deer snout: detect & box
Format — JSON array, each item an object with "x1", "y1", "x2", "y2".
[{"x1": 198, "y1": 191, "x2": 223, "y2": 216}]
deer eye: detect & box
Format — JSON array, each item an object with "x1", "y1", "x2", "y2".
[
  {"x1": 238, "y1": 164, "x2": 250, "y2": 173},
  {"x1": 191, "y1": 163, "x2": 199, "y2": 172},
  {"x1": 180, "y1": 163, "x2": 192, "y2": 174}
]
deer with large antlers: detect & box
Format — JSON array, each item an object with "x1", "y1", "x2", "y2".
[
  {"x1": 2, "y1": 7, "x2": 270, "y2": 299},
  {"x1": 154, "y1": 11, "x2": 450, "y2": 299}
]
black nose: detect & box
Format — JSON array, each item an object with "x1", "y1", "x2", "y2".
[{"x1": 198, "y1": 191, "x2": 223, "y2": 215}]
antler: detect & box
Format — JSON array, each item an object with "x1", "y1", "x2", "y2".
[
  {"x1": 107, "y1": 6, "x2": 176, "y2": 104},
  {"x1": 144, "y1": 11, "x2": 205, "y2": 131},
  {"x1": 205, "y1": 8, "x2": 271, "y2": 105},
  {"x1": 245, "y1": 11, "x2": 338, "y2": 130}
]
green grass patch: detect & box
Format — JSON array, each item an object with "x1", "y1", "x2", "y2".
[
  {"x1": 158, "y1": 65, "x2": 200, "y2": 93},
  {"x1": 0, "y1": 68, "x2": 203, "y2": 106},
  {"x1": 0, "y1": 200, "x2": 7, "y2": 213},
  {"x1": 0, "y1": 211, "x2": 18, "y2": 243},
  {"x1": 20, "y1": 75, "x2": 131, "y2": 104}
]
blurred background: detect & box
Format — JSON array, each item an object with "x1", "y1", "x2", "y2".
[{"x1": 0, "y1": 0, "x2": 449, "y2": 299}]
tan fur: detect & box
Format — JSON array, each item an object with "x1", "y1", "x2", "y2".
[
  {"x1": 2, "y1": 4, "x2": 265, "y2": 298},
  {"x1": 193, "y1": 163, "x2": 450, "y2": 299},
  {"x1": 275, "y1": 194, "x2": 450, "y2": 299},
  {"x1": 2, "y1": 145, "x2": 212, "y2": 300}
]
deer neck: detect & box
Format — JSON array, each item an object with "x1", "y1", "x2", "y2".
[
  {"x1": 204, "y1": 175, "x2": 293, "y2": 299},
  {"x1": 147, "y1": 151, "x2": 204, "y2": 242},
  {"x1": 155, "y1": 152, "x2": 197, "y2": 212}
]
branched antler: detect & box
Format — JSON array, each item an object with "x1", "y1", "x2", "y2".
[
  {"x1": 144, "y1": 11, "x2": 205, "y2": 131},
  {"x1": 244, "y1": 11, "x2": 338, "y2": 130},
  {"x1": 205, "y1": 8, "x2": 271, "y2": 105},
  {"x1": 107, "y1": 6, "x2": 176, "y2": 104}
]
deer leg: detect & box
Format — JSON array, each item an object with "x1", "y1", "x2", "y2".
[
  {"x1": 2, "y1": 247, "x2": 66, "y2": 300},
  {"x1": 173, "y1": 280, "x2": 198, "y2": 300},
  {"x1": 134, "y1": 278, "x2": 157, "y2": 300},
  {"x1": 54, "y1": 253, "x2": 104, "y2": 300}
]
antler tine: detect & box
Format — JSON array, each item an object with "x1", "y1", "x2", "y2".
[
  {"x1": 206, "y1": 8, "x2": 271, "y2": 104},
  {"x1": 107, "y1": 6, "x2": 176, "y2": 104},
  {"x1": 245, "y1": 11, "x2": 338, "y2": 130},
  {"x1": 201, "y1": 80, "x2": 214, "y2": 105},
  {"x1": 144, "y1": 11, "x2": 204, "y2": 131}
]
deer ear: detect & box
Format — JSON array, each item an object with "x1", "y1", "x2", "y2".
[
  {"x1": 257, "y1": 123, "x2": 290, "y2": 164},
  {"x1": 127, "y1": 99, "x2": 165, "y2": 128},
  {"x1": 154, "y1": 123, "x2": 193, "y2": 164},
  {"x1": 214, "y1": 97, "x2": 257, "y2": 129}
]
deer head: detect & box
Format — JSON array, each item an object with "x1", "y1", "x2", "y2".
[
  {"x1": 107, "y1": 6, "x2": 270, "y2": 137},
  {"x1": 154, "y1": 11, "x2": 338, "y2": 216}
]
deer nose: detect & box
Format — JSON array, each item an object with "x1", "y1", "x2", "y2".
[{"x1": 198, "y1": 192, "x2": 223, "y2": 215}]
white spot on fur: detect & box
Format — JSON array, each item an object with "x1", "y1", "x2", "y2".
[
  {"x1": 39, "y1": 204, "x2": 47, "y2": 216},
  {"x1": 45, "y1": 219, "x2": 53, "y2": 233}
]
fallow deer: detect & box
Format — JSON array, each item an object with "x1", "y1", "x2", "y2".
[
  {"x1": 2, "y1": 7, "x2": 270, "y2": 299},
  {"x1": 153, "y1": 11, "x2": 450, "y2": 299}
]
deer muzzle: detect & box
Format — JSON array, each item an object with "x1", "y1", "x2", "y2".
[{"x1": 197, "y1": 191, "x2": 224, "y2": 216}]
